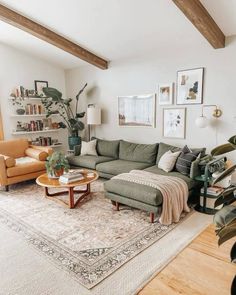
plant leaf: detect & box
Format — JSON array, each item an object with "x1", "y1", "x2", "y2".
[
  {"x1": 214, "y1": 205, "x2": 236, "y2": 229},
  {"x1": 42, "y1": 87, "x2": 62, "y2": 101},
  {"x1": 76, "y1": 112, "x2": 86, "y2": 118},
  {"x1": 76, "y1": 83, "x2": 87, "y2": 100},
  {"x1": 231, "y1": 275, "x2": 236, "y2": 295},
  {"x1": 211, "y1": 143, "x2": 235, "y2": 156},
  {"x1": 214, "y1": 187, "x2": 236, "y2": 208},
  {"x1": 230, "y1": 242, "x2": 236, "y2": 263},
  {"x1": 218, "y1": 219, "x2": 236, "y2": 245}
]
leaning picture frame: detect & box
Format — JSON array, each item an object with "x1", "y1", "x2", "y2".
[
  {"x1": 176, "y1": 67, "x2": 204, "y2": 105},
  {"x1": 34, "y1": 80, "x2": 48, "y2": 97}
]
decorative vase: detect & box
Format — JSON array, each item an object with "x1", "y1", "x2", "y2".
[
  {"x1": 68, "y1": 136, "x2": 81, "y2": 151},
  {"x1": 16, "y1": 108, "x2": 25, "y2": 115}
]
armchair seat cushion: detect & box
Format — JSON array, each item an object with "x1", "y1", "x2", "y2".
[
  {"x1": 7, "y1": 161, "x2": 45, "y2": 177},
  {"x1": 96, "y1": 159, "x2": 151, "y2": 176},
  {"x1": 67, "y1": 155, "x2": 114, "y2": 169}
]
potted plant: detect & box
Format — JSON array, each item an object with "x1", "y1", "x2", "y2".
[
  {"x1": 45, "y1": 152, "x2": 69, "y2": 178},
  {"x1": 41, "y1": 84, "x2": 87, "y2": 150},
  {"x1": 212, "y1": 135, "x2": 236, "y2": 294}
]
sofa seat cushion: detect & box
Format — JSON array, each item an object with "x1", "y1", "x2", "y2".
[
  {"x1": 96, "y1": 159, "x2": 151, "y2": 176},
  {"x1": 144, "y1": 165, "x2": 197, "y2": 190},
  {"x1": 104, "y1": 179, "x2": 163, "y2": 206},
  {"x1": 67, "y1": 155, "x2": 114, "y2": 169},
  {"x1": 7, "y1": 161, "x2": 45, "y2": 177}
]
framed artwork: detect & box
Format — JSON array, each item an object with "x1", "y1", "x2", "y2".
[
  {"x1": 34, "y1": 80, "x2": 48, "y2": 97},
  {"x1": 118, "y1": 93, "x2": 156, "y2": 127},
  {"x1": 176, "y1": 68, "x2": 204, "y2": 105},
  {"x1": 163, "y1": 108, "x2": 186, "y2": 139},
  {"x1": 158, "y1": 83, "x2": 173, "y2": 105}
]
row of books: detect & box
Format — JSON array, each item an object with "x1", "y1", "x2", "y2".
[
  {"x1": 200, "y1": 186, "x2": 224, "y2": 196},
  {"x1": 25, "y1": 104, "x2": 44, "y2": 115}
]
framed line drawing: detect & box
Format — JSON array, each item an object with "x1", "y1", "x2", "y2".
[{"x1": 163, "y1": 107, "x2": 186, "y2": 139}]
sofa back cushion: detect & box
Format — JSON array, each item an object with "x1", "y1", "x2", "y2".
[
  {"x1": 156, "y1": 142, "x2": 206, "y2": 165},
  {"x1": 156, "y1": 142, "x2": 181, "y2": 164},
  {"x1": 0, "y1": 138, "x2": 29, "y2": 158},
  {"x1": 96, "y1": 139, "x2": 120, "y2": 158},
  {"x1": 119, "y1": 140, "x2": 158, "y2": 164}
]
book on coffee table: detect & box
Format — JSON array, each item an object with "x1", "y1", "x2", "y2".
[{"x1": 59, "y1": 170, "x2": 84, "y2": 184}]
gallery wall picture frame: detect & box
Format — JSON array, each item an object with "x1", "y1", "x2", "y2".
[
  {"x1": 34, "y1": 80, "x2": 48, "y2": 97},
  {"x1": 158, "y1": 83, "x2": 174, "y2": 105},
  {"x1": 118, "y1": 93, "x2": 156, "y2": 128},
  {"x1": 176, "y1": 67, "x2": 204, "y2": 105},
  {"x1": 163, "y1": 107, "x2": 186, "y2": 139}
]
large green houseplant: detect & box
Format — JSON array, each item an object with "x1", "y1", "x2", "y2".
[
  {"x1": 212, "y1": 135, "x2": 236, "y2": 294},
  {"x1": 42, "y1": 83, "x2": 87, "y2": 150}
]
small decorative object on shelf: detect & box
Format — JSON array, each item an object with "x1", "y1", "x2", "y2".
[{"x1": 45, "y1": 152, "x2": 69, "y2": 179}]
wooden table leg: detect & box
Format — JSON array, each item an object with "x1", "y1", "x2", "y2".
[
  {"x1": 45, "y1": 187, "x2": 49, "y2": 196},
  {"x1": 69, "y1": 187, "x2": 75, "y2": 209}
]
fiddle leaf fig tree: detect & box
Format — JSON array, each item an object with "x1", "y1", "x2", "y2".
[{"x1": 41, "y1": 83, "x2": 87, "y2": 137}]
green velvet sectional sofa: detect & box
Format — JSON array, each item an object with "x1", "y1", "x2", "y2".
[{"x1": 67, "y1": 139, "x2": 204, "y2": 222}]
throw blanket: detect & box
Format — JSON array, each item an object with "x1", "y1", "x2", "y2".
[{"x1": 112, "y1": 170, "x2": 190, "y2": 225}]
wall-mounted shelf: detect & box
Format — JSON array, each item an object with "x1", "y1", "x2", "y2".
[
  {"x1": 11, "y1": 129, "x2": 59, "y2": 135},
  {"x1": 9, "y1": 96, "x2": 49, "y2": 101},
  {"x1": 10, "y1": 114, "x2": 46, "y2": 118}
]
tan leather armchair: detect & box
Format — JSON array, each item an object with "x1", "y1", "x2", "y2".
[{"x1": 0, "y1": 138, "x2": 53, "y2": 191}]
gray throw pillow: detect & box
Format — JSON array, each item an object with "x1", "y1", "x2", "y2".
[{"x1": 176, "y1": 145, "x2": 201, "y2": 176}]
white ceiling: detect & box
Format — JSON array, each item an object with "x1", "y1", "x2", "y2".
[{"x1": 0, "y1": 0, "x2": 235, "y2": 70}]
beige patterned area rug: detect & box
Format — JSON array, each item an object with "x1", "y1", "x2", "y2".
[{"x1": 0, "y1": 180, "x2": 211, "y2": 291}]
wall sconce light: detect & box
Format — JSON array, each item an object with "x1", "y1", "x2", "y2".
[{"x1": 195, "y1": 105, "x2": 222, "y2": 128}]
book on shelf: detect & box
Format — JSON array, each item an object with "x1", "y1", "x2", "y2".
[{"x1": 200, "y1": 186, "x2": 224, "y2": 196}]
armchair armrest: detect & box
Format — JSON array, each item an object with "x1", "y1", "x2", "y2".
[
  {"x1": 0, "y1": 153, "x2": 15, "y2": 168},
  {"x1": 29, "y1": 145, "x2": 53, "y2": 156},
  {"x1": 0, "y1": 156, "x2": 8, "y2": 186}
]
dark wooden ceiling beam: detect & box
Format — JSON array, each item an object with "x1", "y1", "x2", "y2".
[
  {"x1": 172, "y1": 0, "x2": 225, "y2": 49},
  {"x1": 0, "y1": 4, "x2": 108, "y2": 69}
]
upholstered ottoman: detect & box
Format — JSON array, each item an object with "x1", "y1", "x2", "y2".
[{"x1": 104, "y1": 178, "x2": 163, "y2": 223}]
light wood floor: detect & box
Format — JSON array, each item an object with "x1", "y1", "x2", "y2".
[{"x1": 139, "y1": 224, "x2": 235, "y2": 295}]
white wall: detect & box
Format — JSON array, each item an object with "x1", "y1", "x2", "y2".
[
  {"x1": 0, "y1": 42, "x2": 67, "y2": 149},
  {"x1": 65, "y1": 36, "x2": 236, "y2": 166}
]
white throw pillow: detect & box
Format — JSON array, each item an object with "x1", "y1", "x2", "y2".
[
  {"x1": 80, "y1": 140, "x2": 98, "y2": 156},
  {"x1": 158, "y1": 150, "x2": 181, "y2": 172}
]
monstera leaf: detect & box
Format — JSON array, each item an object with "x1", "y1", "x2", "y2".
[
  {"x1": 211, "y1": 143, "x2": 235, "y2": 156},
  {"x1": 42, "y1": 87, "x2": 62, "y2": 101},
  {"x1": 230, "y1": 242, "x2": 236, "y2": 263},
  {"x1": 228, "y1": 135, "x2": 236, "y2": 148},
  {"x1": 214, "y1": 186, "x2": 236, "y2": 208},
  {"x1": 214, "y1": 205, "x2": 236, "y2": 245}
]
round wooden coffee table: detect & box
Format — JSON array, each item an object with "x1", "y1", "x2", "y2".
[{"x1": 36, "y1": 170, "x2": 99, "y2": 209}]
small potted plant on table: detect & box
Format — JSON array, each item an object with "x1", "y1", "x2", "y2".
[{"x1": 46, "y1": 152, "x2": 69, "y2": 178}]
